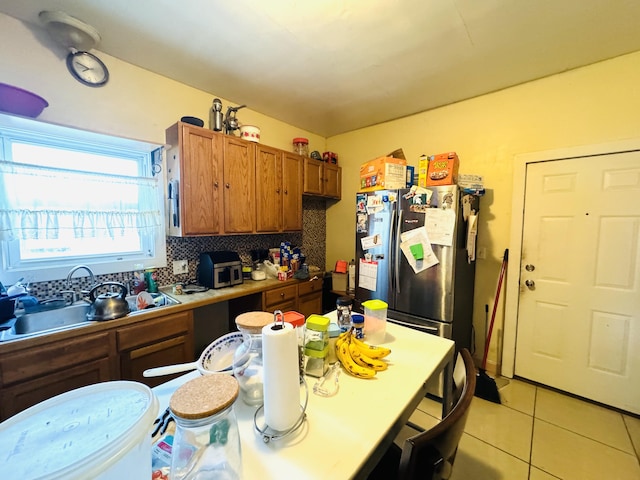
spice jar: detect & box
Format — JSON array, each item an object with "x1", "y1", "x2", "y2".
[
  {"x1": 304, "y1": 314, "x2": 329, "y2": 377},
  {"x1": 233, "y1": 311, "x2": 273, "y2": 405},
  {"x1": 336, "y1": 296, "x2": 353, "y2": 332},
  {"x1": 292, "y1": 137, "x2": 309, "y2": 157},
  {"x1": 169, "y1": 374, "x2": 242, "y2": 480}
]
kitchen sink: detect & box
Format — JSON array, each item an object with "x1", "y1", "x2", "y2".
[
  {"x1": 0, "y1": 292, "x2": 180, "y2": 341},
  {"x1": 14, "y1": 302, "x2": 91, "y2": 335},
  {"x1": 126, "y1": 292, "x2": 181, "y2": 314}
]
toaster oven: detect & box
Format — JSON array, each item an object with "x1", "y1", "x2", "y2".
[{"x1": 198, "y1": 251, "x2": 243, "y2": 289}]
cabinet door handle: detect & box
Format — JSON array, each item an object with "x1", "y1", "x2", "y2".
[
  {"x1": 276, "y1": 188, "x2": 280, "y2": 193},
  {"x1": 284, "y1": 189, "x2": 288, "y2": 194},
  {"x1": 226, "y1": 183, "x2": 230, "y2": 188},
  {"x1": 280, "y1": 292, "x2": 285, "y2": 298},
  {"x1": 214, "y1": 181, "x2": 219, "y2": 188}
]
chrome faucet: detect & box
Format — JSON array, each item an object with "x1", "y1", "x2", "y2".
[{"x1": 63, "y1": 265, "x2": 96, "y2": 303}]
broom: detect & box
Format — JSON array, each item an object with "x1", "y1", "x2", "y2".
[{"x1": 475, "y1": 248, "x2": 508, "y2": 404}]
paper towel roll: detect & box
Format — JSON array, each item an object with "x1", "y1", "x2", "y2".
[{"x1": 262, "y1": 321, "x2": 300, "y2": 432}]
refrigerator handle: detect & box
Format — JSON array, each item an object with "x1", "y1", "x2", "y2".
[
  {"x1": 395, "y1": 208, "x2": 402, "y2": 294},
  {"x1": 389, "y1": 208, "x2": 396, "y2": 291}
]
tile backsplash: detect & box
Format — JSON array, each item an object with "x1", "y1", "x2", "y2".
[{"x1": 25, "y1": 197, "x2": 327, "y2": 301}]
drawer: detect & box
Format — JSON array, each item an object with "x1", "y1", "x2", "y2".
[
  {"x1": 0, "y1": 331, "x2": 112, "y2": 385},
  {"x1": 116, "y1": 311, "x2": 192, "y2": 351},
  {"x1": 298, "y1": 277, "x2": 323, "y2": 297},
  {"x1": 263, "y1": 284, "x2": 297, "y2": 309}
]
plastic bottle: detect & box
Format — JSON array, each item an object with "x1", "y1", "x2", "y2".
[
  {"x1": 348, "y1": 259, "x2": 356, "y2": 293},
  {"x1": 336, "y1": 296, "x2": 353, "y2": 332}
]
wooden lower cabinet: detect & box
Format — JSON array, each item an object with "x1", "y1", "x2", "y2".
[
  {"x1": 117, "y1": 310, "x2": 194, "y2": 388},
  {"x1": 263, "y1": 284, "x2": 297, "y2": 314},
  {"x1": 0, "y1": 331, "x2": 116, "y2": 421},
  {"x1": 262, "y1": 277, "x2": 324, "y2": 318},
  {"x1": 297, "y1": 276, "x2": 323, "y2": 318}
]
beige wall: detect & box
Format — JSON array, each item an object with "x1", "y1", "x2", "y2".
[{"x1": 326, "y1": 50, "x2": 640, "y2": 367}]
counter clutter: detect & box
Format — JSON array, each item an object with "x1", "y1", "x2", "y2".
[
  {"x1": 0, "y1": 313, "x2": 455, "y2": 479},
  {"x1": 150, "y1": 316, "x2": 455, "y2": 480}
]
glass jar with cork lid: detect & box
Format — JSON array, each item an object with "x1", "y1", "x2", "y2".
[
  {"x1": 169, "y1": 374, "x2": 242, "y2": 480},
  {"x1": 232, "y1": 311, "x2": 274, "y2": 405}
]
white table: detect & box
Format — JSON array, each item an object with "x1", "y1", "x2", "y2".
[{"x1": 152, "y1": 317, "x2": 454, "y2": 479}]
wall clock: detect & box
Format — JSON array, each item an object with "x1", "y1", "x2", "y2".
[{"x1": 66, "y1": 50, "x2": 109, "y2": 87}]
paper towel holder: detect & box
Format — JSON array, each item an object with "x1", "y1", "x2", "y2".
[
  {"x1": 253, "y1": 380, "x2": 308, "y2": 443},
  {"x1": 255, "y1": 310, "x2": 308, "y2": 443}
]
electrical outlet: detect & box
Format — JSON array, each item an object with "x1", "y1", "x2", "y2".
[{"x1": 172, "y1": 260, "x2": 188, "y2": 275}]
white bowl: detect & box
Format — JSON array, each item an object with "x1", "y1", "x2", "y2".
[
  {"x1": 240, "y1": 125, "x2": 260, "y2": 142},
  {"x1": 200, "y1": 331, "x2": 244, "y2": 373}
]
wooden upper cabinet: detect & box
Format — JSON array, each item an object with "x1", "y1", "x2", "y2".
[
  {"x1": 256, "y1": 145, "x2": 283, "y2": 232},
  {"x1": 282, "y1": 152, "x2": 303, "y2": 231},
  {"x1": 303, "y1": 157, "x2": 342, "y2": 199},
  {"x1": 323, "y1": 162, "x2": 342, "y2": 199},
  {"x1": 166, "y1": 122, "x2": 223, "y2": 236},
  {"x1": 303, "y1": 157, "x2": 324, "y2": 195},
  {"x1": 223, "y1": 136, "x2": 256, "y2": 233}
]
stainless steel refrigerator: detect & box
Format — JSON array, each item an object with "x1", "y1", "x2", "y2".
[{"x1": 354, "y1": 185, "x2": 479, "y2": 351}]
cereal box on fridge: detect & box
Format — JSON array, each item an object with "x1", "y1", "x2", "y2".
[
  {"x1": 359, "y1": 156, "x2": 407, "y2": 191},
  {"x1": 426, "y1": 152, "x2": 459, "y2": 186}
]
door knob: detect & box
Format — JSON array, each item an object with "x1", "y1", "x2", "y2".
[
  {"x1": 525, "y1": 264, "x2": 535, "y2": 272},
  {"x1": 525, "y1": 279, "x2": 535, "y2": 289}
]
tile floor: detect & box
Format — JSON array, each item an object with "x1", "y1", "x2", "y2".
[{"x1": 395, "y1": 378, "x2": 640, "y2": 480}]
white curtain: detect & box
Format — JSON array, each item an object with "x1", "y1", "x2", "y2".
[{"x1": 0, "y1": 160, "x2": 162, "y2": 241}]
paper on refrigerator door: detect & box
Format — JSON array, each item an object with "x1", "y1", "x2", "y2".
[
  {"x1": 358, "y1": 259, "x2": 378, "y2": 291},
  {"x1": 400, "y1": 227, "x2": 439, "y2": 274},
  {"x1": 361, "y1": 234, "x2": 382, "y2": 250},
  {"x1": 424, "y1": 208, "x2": 456, "y2": 246}
]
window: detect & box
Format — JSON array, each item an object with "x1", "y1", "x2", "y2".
[{"x1": 0, "y1": 113, "x2": 165, "y2": 284}]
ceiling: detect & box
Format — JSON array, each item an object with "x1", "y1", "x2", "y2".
[{"x1": 2, "y1": 0, "x2": 640, "y2": 137}]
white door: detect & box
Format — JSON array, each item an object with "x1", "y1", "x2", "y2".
[{"x1": 515, "y1": 152, "x2": 640, "y2": 414}]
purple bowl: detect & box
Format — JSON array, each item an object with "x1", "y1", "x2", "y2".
[{"x1": 0, "y1": 83, "x2": 49, "y2": 118}]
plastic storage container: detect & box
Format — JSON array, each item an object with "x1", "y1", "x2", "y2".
[
  {"x1": 361, "y1": 299, "x2": 388, "y2": 344},
  {"x1": 0, "y1": 381, "x2": 158, "y2": 480},
  {"x1": 292, "y1": 137, "x2": 309, "y2": 157},
  {"x1": 304, "y1": 314, "x2": 330, "y2": 377},
  {"x1": 169, "y1": 374, "x2": 242, "y2": 480}
]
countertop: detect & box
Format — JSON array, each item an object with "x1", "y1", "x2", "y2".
[
  {"x1": 152, "y1": 314, "x2": 455, "y2": 479},
  {"x1": 0, "y1": 274, "x2": 322, "y2": 353}
]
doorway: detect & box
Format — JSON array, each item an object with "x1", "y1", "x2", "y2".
[{"x1": 503, "y1": 140, "x2": 640, "y2": 414}]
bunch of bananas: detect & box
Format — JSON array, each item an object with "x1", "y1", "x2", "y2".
[{"x1": 335, "y1": 328, "x2": 391, "y2": 379}]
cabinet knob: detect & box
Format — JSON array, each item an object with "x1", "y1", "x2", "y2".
[
  {"x1": 226, "y1": 183, "x2": 230, "y2": 188},
  {"x1": 280, "y1": 292, "x2": 285, "y2": 298},
  {"x1": 214, "y1": 181, "x2": 219, "y2": 188},
  {"x1": 284, "y1": 189, "x2": 288, "y2": 194},
  {"x1": 276, "y1": 188, "x2": 280, "y2": 193}
]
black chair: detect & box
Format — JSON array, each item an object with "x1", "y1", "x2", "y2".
[{"x1": 368, "y1": 348, "x2": 476, "y2": 480}]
